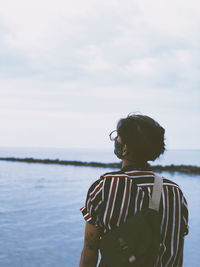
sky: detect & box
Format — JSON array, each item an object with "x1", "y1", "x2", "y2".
[{"x1": 0, "y1": 0, "x2": 199, "y2": 149}]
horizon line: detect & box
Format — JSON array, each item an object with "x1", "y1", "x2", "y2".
[{"x1": 0, "y1": 146, "x2": 199, "y2": 150}]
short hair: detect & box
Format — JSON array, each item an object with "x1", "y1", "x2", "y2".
[{"x1": 117, "y1": 114, "x2": 165, "y2": 162}]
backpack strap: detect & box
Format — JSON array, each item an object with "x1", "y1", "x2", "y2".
[{"x1": 148, "y1": 175, "x2": 163, "y2": 211}]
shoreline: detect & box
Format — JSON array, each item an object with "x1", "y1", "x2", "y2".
[{"x1": 0, "y1": 157, "x2": 199, "y2": 174}]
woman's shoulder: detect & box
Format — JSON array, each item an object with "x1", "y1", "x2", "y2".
[
  {"x1": 87, "y1": 169, "x2": 141, "y2": 196},
  {"x1": 100, "y1": 170, "x2": 129, "y2": 179}
]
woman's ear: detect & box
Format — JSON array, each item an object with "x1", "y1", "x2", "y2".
[{"x1": 122, "y1": 144, "x2": 128, "y2": 157}]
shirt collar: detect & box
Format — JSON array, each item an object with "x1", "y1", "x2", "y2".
[{"x1": 121, "y1": 162, "x2": 151, "y2": 172}]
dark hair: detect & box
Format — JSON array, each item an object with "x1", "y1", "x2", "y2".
[{"x1": 117, "y1": 114, "x2": 165, "y2": 162}]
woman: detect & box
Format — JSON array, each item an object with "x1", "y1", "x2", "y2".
[{"x1": 79, "y1": 114, "x2": 188, "y2": 267}]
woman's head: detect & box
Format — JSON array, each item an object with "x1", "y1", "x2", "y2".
[{"x1": 116, "y1": 113, "x2": 165, "y2": 162}]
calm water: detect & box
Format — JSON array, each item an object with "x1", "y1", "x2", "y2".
[{"x1": 0, "y1": 148, "x2": 200, "y2": 266}]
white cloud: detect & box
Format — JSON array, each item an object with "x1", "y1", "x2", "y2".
[
  {"x1": 0, "y1": 0, "x2": 199, "y2": 148},
  {"x1": 1, "y1": 0, "x2": 199, "y2": 87}
]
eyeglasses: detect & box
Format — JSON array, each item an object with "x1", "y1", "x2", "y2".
[{"x1": 109, "y1": 130, "x2": 118, "y2": 141}]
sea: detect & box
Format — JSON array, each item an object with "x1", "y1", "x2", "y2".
[{"x1": 0, "y1": 147, "x2": 199, "y2": 267}]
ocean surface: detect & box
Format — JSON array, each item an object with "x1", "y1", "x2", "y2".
[{"x1": 0, "y1": 148, "x2": 200, "y2": 267}]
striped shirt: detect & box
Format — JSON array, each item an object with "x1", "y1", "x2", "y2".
[{"x1": 80, "y1": 168, "x2": 189, "y2": 267}]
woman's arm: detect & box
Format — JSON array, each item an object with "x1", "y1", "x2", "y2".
[{"x1": 79, "y1": 222, "x2": 101, "y2": 267}]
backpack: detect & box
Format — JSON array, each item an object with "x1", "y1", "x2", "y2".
[{"x1": 99, "y1": 175, "x2": 163, "y2": 267}]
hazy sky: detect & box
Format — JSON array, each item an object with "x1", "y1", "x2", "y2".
[{"x1": 0, "y1": 0, "x2": 199, "y2": 149}]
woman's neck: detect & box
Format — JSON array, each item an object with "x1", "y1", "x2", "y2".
[
  {"x1": 121, "y1": 159, "x2": 135, "y2": 168},
  {"x1": 121, "y1": 158, "x2": 149, "y2": 170}
]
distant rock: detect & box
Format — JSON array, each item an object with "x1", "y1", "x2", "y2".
[{"x1": 0, "y1": 157, "x2": 199, "y2": 174}]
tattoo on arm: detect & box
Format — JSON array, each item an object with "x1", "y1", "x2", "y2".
[{"x1": 85, "y1": 232, "x2": 99, "y2": 250}]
